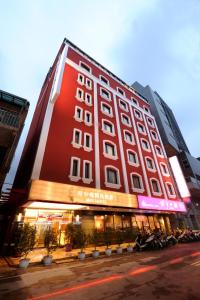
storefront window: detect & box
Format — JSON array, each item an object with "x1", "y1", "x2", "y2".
[
  {"x1": 105, "y1": 215, "x2": 114, "y2": 228},
  {"x1": 114, "y1": 215, "x2": 122, "y2": 229},
  {"x1": 122, "y1": 215, "x2": 131, "y2": 228},
  {"x1": 94, "y1": 215, "x2": 104, "y2": 231}
]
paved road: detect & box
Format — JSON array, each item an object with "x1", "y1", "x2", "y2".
[{"x1": 1, "y1": 243, "x2": 200, "y2": 300}]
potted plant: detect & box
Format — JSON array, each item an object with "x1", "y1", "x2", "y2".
[
  {"x1": 43, "y1": 227, "x2": 58, "y2": 265},
  {"x1": 103, "y1": 228, "x2": 113, "y2": 256},
  {"x1": 74, "y1": 227, "x2": 87, "y2": 260},
  {"x1": 90, "y1": 229, "x2": 101, "y2": 258},
  {"x1": 115, "y1": 229, "x2": 124, "y2": 254},
  {"x1": 13, "y1": 223, "x2": 36, "y2": 268},
  {"x1": 64, "y1": 223, "x2": 75, "y2": 251},
  {"x1": 124, "y1": 228, "x2": 134, "y2": 253}
]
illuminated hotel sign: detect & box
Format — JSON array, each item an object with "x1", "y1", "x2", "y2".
[
  {"x1": 138, "y1": 195, "x2": 187, "y2": 212},
  {"x1": 28, "y1": 180, "x2": 138, "y2": 209}
]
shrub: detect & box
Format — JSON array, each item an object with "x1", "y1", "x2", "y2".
[
  {"x1": 115, "y1": 229, "x2": 124, "y2": 247},
  {"x1": 13, "y1": 223, "x2": 36, "y2": 258},
  {"x1": 74, "y1": 227, "x2": 88, "y2": 253},
  {"x1": 44, "y1": 227, "x2": 58, "y2": 256},
  {"x1": 103, "y1": 227, "x2": 114, "y2": 249},
  {"x1": 90, "y1": 229, "x2": 102, "y2": 251}
]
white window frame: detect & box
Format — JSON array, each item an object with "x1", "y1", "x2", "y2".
[
  {"x1": 124, "y1": 130, "x2": 135, "y2": 145},
  {"x1": 104, "y1": 165, "x2": 121, "y2": 189},
  {"x1": 69, "y1": 157, "x2": 81, "y2": 182},
  {"x1": 119, "y1": 99, "x2": 128, "y2": 112},
  {"x1": 134, "y1": 109, "x2": 143, "y2": 120},
  {"x1": 121, "y1": 113, "x2": 131, "y2": 127},
  {"x1": 151, "y1": 130, "x2": 159, "y2": 141},
  {"x1": 137, "y1": 122, "x2": 146, "y2": 135},
  {"x1": 72, "y1": 129, "x2": 82, "y2": 149},
  {"x1": 103, "y1": 140, "x2": 118, "y2": 160},
  {"x1": 82, "y1": 160, "x2": 93, "y2": 184},
  {"x1": 83, "y1": 133, "x2": 92, "y2": 152},
  {"x1": 100, "y1": 87, "x2": 111, "y2": 101},
  {"x1": 74, "y1": 106, "x2": 83, "y2": 122},
  {"x1": 131, "y1": 97, "x2": 138, "y2": 106},
  {"x1": 141, "y1": 138, "x2": 151, "y2": 152},
  {"x1": 101, "y1": 102, "x2": 113, "y2": 117},
  {"x1": 85, "y1": 78, "x2": 92, "y2": 90},
  {"x1": 77, "y1": 73, "x2": 84, "y2": 85},
  {"x1": 147, "y1": 117, "x2": 155, "y2": 128},
  {"x1": 99, "y1": 75, "x2": 109, "y2": 86},
  {"x1": 150, "y1": 178, "x2": 162, "y2": 196},
  {"x1": 127, "y1": 149, "x2": 139, "y2": 167},
  {"x1": 145, "y1": 156, "x2": 156, "y2": 173},
  {"x1": 117, "y1": 87, "x2": 125, "y2": 97},
  {"x1": 84, "y1": 110, "x2": 92, "y2": 126},
  {"x1": 102, "y1": 119, "x2": 115, "y2": 136},
  {"x1": 160, "y1": 162, "x2": 170, "y2": 177},
  {"x1": 155, "y1": 145, "x2": 164, "y2": 157},
  {"x1": 130, "y1": 172, "x2": 144, "y2": 193},
  {"x1": 79, "y1": 61, "x2": 91, "y2": 73},
  {"x1": 85, "y1": 93, "x2": 92, "y2": 106},
  {"x1": 76, "y1": 88, "x2": 84, "y2": 102},
  {"x1": 165, "y1": 182, "x2": 176, "y2": 198}
]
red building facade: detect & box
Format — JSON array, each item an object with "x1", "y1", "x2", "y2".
[{"x1": 13, "y1": 39, "x2": 188, "y2": 242}]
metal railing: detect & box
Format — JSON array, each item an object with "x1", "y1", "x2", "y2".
[{"x1": 0, "y1": 108, "x2": 19, "y2": 128}]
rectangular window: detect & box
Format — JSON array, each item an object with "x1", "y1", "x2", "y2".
[
  {"x1": 84, "y1": 162, "x2": 90, "y2": 178},
  {"x1": 77, "y1": 74, "x2": 84, "y2": 85},
  {"x1": 72, "y1": 160, "x2": 78, "y2": 177},
  {"x1": 128, "y1": 152, "x2": 136, "y2": 164},
  {"x1": 101, "y1": 88, "x2": 110, "y2": 100},
  {"x1": 83, "y1": 133, "x2": 92, "y2": 151},
  {"x1": 132, "y1": 175, "x2": 142, "y2": 189},
  {"x1": 85, "y1": 93, "x2": 92, "y2": 106},
  {"x1": 120, "y1": 100, "x2": 127, "y2": 111},
  {"x1": 122, "y1": 115, "x2": 130, "y2": 126},
  {"x1": 125, "y1": 132, "x2": 133, "y2": 143},
  {"x1": 146, "y1": 158, "x2": 154, "y2": 169},
  {"x1": 117, "y1": 87, "x2": 125, "y2": 96},
  {"x1": 76, "y1": 88, "x2": 84, "y2": 101},
  {"x1": 107, "y1": 169, "x2": 118, "y2": 184},
  {"x1": 86, "y1": 78, "x2": 92, "y2": 89},
  {"x1": 100, "y1": 75, "x2": 109, "y2": 85},
  {"x1": 84, "y1": 111, "x2": 92, "y2": 125},
  {"x1": 102, "y1": 103, "x2": 111, "y2": 115},
  {"x1": 105, "y1": 143, "x2": 115, "y2": 156},
  {"x1": 80, "y1": 61, "x2": 91, "y2": 73},
  {"x1": 74, "y1": 107, "x2": 83, "y2": 121},
  {"x1": 75, "y1": 131, "x2": 80, "y2": 144},
  {"x1": 103, "y1": 121, "x2": 113, "y2": 134}
]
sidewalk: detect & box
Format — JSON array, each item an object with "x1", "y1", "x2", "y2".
[{"x1": 1, "y1": 242, "x2": 134, "y2": 268}]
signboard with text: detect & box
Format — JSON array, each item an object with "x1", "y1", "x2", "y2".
[
  {"x1": 138, "y1": 195, "x2": 187, "y2": 212},
  {"x1": 28, "y1": 180, "x2": 138, "y2": 209}
]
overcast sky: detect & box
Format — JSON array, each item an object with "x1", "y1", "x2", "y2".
[{"x1": 1, "y1": 0, "x2": 200, "y2": 186}]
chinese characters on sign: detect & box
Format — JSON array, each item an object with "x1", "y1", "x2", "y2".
[{"x1": 138, "y1": 195, "x2": 187, "y2": 212}]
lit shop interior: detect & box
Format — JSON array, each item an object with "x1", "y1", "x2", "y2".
[
  {"x1": 19, "y1": 202, "x2": 172, "y2": 247},
  {"x1": 16, "y1": 180, "x2": 182, "y2": 246}
]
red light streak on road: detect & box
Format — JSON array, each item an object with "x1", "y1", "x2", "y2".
[
  {"x1": 191, "y1": 251, "x2": 200, "y2": 257},
  {"x1": 129, "y1": 265, "x2": 157, "y2": 276},
  {"x1": 28, "y1": 275, "x2": 123, "y2": 300},
  {"x1": 169, "y1": 257, "x2": 183, "y2": 264}
]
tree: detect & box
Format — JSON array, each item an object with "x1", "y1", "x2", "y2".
[
  {"x1": 44, "y1": 227, "x2": 58, "y2": 256},
  {"x1": 13, "y1": 223, "x2": 36, "y2": 258}
]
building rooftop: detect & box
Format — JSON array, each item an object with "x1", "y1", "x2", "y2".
[{"x1": 0, "y1": 90, "x2": 29, "y2": 108}]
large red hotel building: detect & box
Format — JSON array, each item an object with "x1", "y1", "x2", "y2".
[{"x1": 12, "y1": 39, "x2": 190, "y2": 244}]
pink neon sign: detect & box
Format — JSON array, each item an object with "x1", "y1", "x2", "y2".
[{"x1": 138, "y1": 195, "x2": 187, "y2": 212}]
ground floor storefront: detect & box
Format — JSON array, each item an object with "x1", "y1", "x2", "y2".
[{"x1": 13, "y1": 179, "x2": 187, "y2": 247}]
